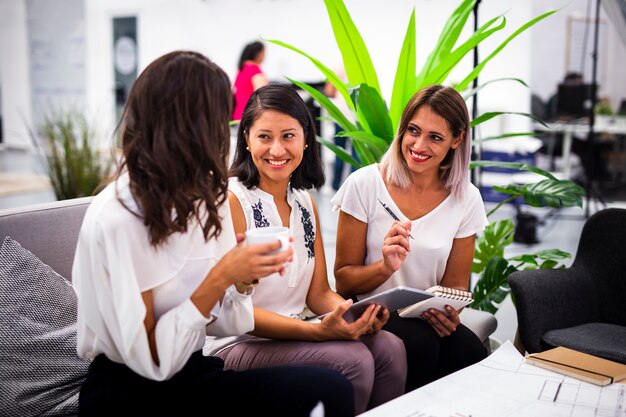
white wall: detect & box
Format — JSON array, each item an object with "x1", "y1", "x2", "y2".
[
  {"x1": 0, "y1": 0, "x2": 31, "y2": 148},
  {"x1": 83, "y1": 0, "x2": 535, "y2": 138},
  {"x1": 6, "y1": 0, "x2": 626, "y2": 149}
]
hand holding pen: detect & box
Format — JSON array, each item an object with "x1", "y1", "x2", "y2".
[{"x1": 378, "y1": 199, "x2": 414, "y2": 240}]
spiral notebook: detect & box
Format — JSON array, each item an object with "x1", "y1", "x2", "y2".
[{"x1": 398, "y1": 285, "x2": 473, "y2": 319}]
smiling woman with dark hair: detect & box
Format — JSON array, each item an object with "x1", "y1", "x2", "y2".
[
  {"x1": 215, "y1": 83, "x2": 407, "y2": 415},
  {"x1": 72, "y1": 50, "x2": 354, "y2": 417}
]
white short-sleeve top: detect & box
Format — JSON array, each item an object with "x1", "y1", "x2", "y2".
[
  {"x1": 73, "y1": 173, "x2": 254, "y2": 381},
  {"x1": 331, "y1": 164, "x2": 488, "y2": 300},
  {"x1": 228, "y1": 178, "x2": 316, "y2": 317}
]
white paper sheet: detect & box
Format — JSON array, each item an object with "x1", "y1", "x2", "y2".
[{"x1": 360, "y1": 341, "x2": 626, "y2": 417}]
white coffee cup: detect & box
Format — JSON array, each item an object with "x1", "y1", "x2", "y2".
[{"x1": 245, "y1": 226, "x2": 290, "y2": 254}]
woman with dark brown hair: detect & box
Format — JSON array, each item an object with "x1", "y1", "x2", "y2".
[
  {"x1": 216, "y1": 84, "x2": 406, "y2": 415},
  {"x1": 72, "y1": 50, "x2": 354, "y2": 417}
]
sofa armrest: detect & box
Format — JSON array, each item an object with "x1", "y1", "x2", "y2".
[
  {"x1": 0, "y1": 197, "x2": 92, "y2": 281},
  {"x1": 508, "y1": 267, "x2": 600, "y2": 354}
]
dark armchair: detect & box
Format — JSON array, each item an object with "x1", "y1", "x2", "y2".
[{"x1": 508, "y1": 207, "x2": 626, "y2": 364}]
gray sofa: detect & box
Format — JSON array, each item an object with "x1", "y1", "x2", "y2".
[
  {"x1": 0, "y1": 196, "x2": 497, "y2": 416},
  {"x1": 0, "y1": 197, "x2": 92, "y2": 417},
  {"x1": 0, "y1": 196, "x2": 93, "y2": 281}
]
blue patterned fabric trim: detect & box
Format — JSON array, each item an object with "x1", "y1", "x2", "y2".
[
  {"x1": 296, "y1": 200, "x2": 314, "y2": 261},
  {"x1": 251, "y1": 199, "x2": 270, "y2": 228}
]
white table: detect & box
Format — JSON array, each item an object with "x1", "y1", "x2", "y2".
[
  {"x1": 534, "y1": 116, "x2": 626, "y2": 179},
  {"x1": 360, "y1": 341, "x2": 626, "y2": 417}
]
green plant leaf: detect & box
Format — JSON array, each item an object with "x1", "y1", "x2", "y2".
[
  {"x1": 287, "y1": 77, "x2": 357, "y2": 132},
  {"x1": 337, "y1": 130, "x2": 388, "y2": 154},
  {"x1": 317, "y1": 136, "x2": 360, "y2": 168},
  {"x1": 472, "y1": 219, "x2": 514, "y2": 274},
  {"x1": 470, "y1": 160, "x2": 559, "y2": 180},
  {"x1": 29, "y1": 109, "x2": 112, "y2": 200},
  {"x1": 539, "y1": 260, "x2": 559, "y2": 269},
  {"x1": 323, "y1": 0, "x2": 380, "y2": 92},
  {"x1": 509, "y1": 249, "x2": 571, "y2": 270},
  {"x1": 471, "y1": 257, "x2": 517, "y2": 314},
  {"x1": 351, "y1": 139, "x2": 377, "y2": 167},
  {"x1": 389, "y1": 8, "x2": 416, "y2": 132},
  {"x1": 423, "y1": 15, "x2": 506, "y2": 87},
  {"x1": 471, "y1": 111, "x2": 549, "y2": 128},
  {"x1": 416, "y1": 0, "x2": 476, "y2": 88},
  {"x1": 534, "y1": 249, "x2": 572, "y2": 260},
  {"x1": 493, "y1": 179, "x2": 585, "y2": 208},
  {"x1": 355, "y1": 84, "x2": 394, "y2": 142},
  {"x1": 462, "y1": 77, "x2": 529, "y2": 101},
  {"x1": 267, "y1": 39, "x2": 355, "y2": 112},
  {"x1": 456, "y1": 8, "x2": 559, "y2": 91}
]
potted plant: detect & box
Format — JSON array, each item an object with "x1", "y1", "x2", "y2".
[
  {"x1": 29, "y1": 109, "x2": 113, "y2": 200},
  {"x1": 269, "y1": 0, "x2": 585, "y2": 315}
]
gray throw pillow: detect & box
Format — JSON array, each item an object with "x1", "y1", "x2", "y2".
[{"x1": 0, "y1": 236, "x2": 90, "y2": 417}]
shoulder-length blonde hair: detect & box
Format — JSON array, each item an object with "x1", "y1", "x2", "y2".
[{"x1": 379, "y1": 84, "x2": 471, "y2": 201}]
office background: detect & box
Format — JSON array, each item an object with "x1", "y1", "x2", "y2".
[{"x1": 1, "y1": 0, "x2": 626, "y2": 149}]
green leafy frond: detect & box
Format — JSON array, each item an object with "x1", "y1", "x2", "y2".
[
  {"x1": 471, "y1": 111, "x2": 549, "y2": 128},
  {"x1": 421, "y1": 15, "x2": 506, "y2": 87},
  {"x1": 317, "y1": 136, "x2": 360, "y2": 168},
  {"x1": 493, "y1": 179, "x2": 585, "y2": 208},
  {"x1": 456, "y1": 8, "x2": 559, "y2": 91},
  {"x1": 416, "y1": 0, "x2": 477, "y2": 87},
  {"x1": 29, "y1": 109, "x2": 112, "y2": 200},
  {"x1": 389, "y1": 9, "x2": 416, "y2": 132},
  {"x1": 267, "y1": 39, "x2": 355, "y2": 112},
  {"x1": 323, "y1": 0, "x2": 380, "y2": 92},
  {"x1": 355, "y1": 84, "x2": 394, "y2": 142},
  {"x1": 462, "y1": 77, "x2": 529, "y2": 101},
  {"x1": 471, "y1": 257, "x2": 517, "y2": 313},
  {"x1": 287, "y1": 77, "x2": 357, "y2": 132},
  {"x1": 472, "y1": 219, "x2": 514, "y2": 274}
]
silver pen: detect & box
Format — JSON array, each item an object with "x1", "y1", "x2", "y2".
[{"x1": 377, "y1": 199, "x2": 414, "y2": 240}]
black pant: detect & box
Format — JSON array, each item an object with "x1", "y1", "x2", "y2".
[
  {"x1": 79, "y1": 351, "x2": 354, "y2": 417},
  {"x1": 383, "y1": 312, "x2": 488, "y2": 391}
]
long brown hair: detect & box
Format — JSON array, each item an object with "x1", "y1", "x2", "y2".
[{"x1": 117, "y1": 50, "x2": 232, "y2": 246}]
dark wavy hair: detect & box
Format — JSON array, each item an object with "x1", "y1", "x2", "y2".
[
  {"x1": 229, "y1": 84, "x2": 325, "y2": 190},
  {"x1": 116, "y1": 50, "x2": 232, "y2": 246},
  {"x1": 238, "y1": 41, "x2": 265, "y2": 70}
]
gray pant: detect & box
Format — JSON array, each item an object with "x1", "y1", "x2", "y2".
[{"x1": 216, "y1": 330, "x2": 407, "y2": 415}]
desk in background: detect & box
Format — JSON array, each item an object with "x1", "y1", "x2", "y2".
[{"x1": 534, "y1": 116, "x2": 626, "y2": 180}]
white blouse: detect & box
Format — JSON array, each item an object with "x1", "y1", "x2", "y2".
[
  {"x1": 203, "y1": 179, "x2": 318, "y2": 356},
  {"x1": 228, "y1": 178, "x2": 316, "y2": 316},
  {"x1": 331, "y1": 164, "x2": 488, "y2": 300},
  {"x1": 73, "y1": 174, "x2": 254, "y2": 381}
]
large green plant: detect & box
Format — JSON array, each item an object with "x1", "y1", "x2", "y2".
[
  {"x1": 271, "y1": 0, "x2": 585, "y2": 313},
  {"x1": 30, "y1": 110, "x2": 112, "y2": 200}
]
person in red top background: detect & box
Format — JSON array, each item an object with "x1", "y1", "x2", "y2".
[{"x1": 232, "y1": 41, "x2": 269, "y2": 121}]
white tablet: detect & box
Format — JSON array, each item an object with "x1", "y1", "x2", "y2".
[{"x1": 315, "y1": 286, "x2": 434, "y2": 323}]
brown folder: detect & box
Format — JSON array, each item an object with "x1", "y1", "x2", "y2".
[{"x1": 526, "y1": 346, "x2": 626, "y2": 386}]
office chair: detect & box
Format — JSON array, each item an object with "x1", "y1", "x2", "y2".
[{"x1": 509, "y1": 208, "x2": 626, "y2": 364}]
